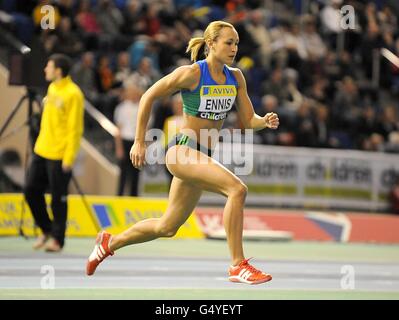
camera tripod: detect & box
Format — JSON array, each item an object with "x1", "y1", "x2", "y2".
[{"x1": 0, "y1": 87, "x2": 100, "y2": 238}]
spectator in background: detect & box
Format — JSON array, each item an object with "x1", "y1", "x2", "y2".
[
  {"x1": 56, "y1": 0, "x2": 75, "y2": 23},
  {"x1": 299, "y1": 15, "x2": 327, "y2": 61},
  {"x1": 71, "y1": 51, "x2": 98, "y2": 103},
  {"x1": 40, "y1": 28, "x2": 58, "y2": 55},
  {"x1": 143, "y1": 2, "x2": 161, "y2": 37},
  {"x1": 122, "y1": 0, "x2": 145, "y2": 37},
  {"x1": 174, "y1": 5, "x2": 201, "y2": 37},
  {"x1": 256, "y1": 95, "x2": 279, "y2": 145},
  {"x1": 96, "y1": 55, "x2": 114, "y2": 94},
  {"x1": 282, "y1": 68, "x2": 303, "y2": 112},
  {"x1": 377, "y1": 105, "x2": 399, "y2": 140},
  {"x1": 114, "y1": 51, "x2": 132, "y2": 86},
  {"x1": 245, "y1": 9, "x2": 272, "y2": 68},
  {"x1": 306, "y1": 75, "x2": 328, "y2": 104},
  {"x1": 332, "y1": 76, "x2": 360, "y2": 130},
  {"x1": 313, "y1": 104, "x2": 334, "y2": 148},
  {"x1": 360, "y1": 14, "x2": 383, "y2": 80},
  {"x1": 76, "y1": 0, "x2": 101, "y2": 34},
  {"x1": 261, "y1": 67, "x2": 286, "y2": 102},
  {"x1": 53, "y1": 16, "x2": 84, "y2": 58},
  {"x1": 114, "y1": 82, "x2": 143, "y2": 196},
  {"x1": 94, "y1": 0, "x2": 125, "y2": 49},
  {"x1": 385, "y1": 131, "x2": 399, "y2": 153},
  {"x1": 95, "y1": 0, "x2": 124, "y2": 37},
  {"x1": 356, "y1": 105, "x2": 379, "y2": 149},
  {"x1": 24, "y1": 54, "x2": 84, "y2": 252},
  {"x1": 389, "y1": 176, "x2": 399, "y2": 214},
  {"x1": 72, "y1": 52, "x2": 118, "y2": 120},
  {"x1": 320, "y1": 0, "x2": 343, "y2": 49},
  {"x1": 125, "y1": 56, "x2": 161, "y2": 90},
  {"x1": 294, "y1": 99, "x2": 316, "y2": 147},
  {"x1": 128, "y1": 37, "x2": 161, "y2": 71},
  {"x1": 270, "y1": 20, "x2": 304, "y2": 69},
  {"x1": 151, "y1": 97, "x2": 174, "y2": 133},
  {"x1": 363, "y1": 133, "x2": 385, "y2": 152},
  {"x1": 75, "y1": 0, "x2": 101, "y2": 50},
  {"x1": 13, "y1": 0, "x2": 399, "y2": 162}
]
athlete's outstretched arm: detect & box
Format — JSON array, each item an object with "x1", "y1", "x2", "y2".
[
  {"x1": 233, "y1": 69, "x2": 279, "y2": 131},
  {"x1": 131, "y1": 65, "x2": 199, "y2": 169}
]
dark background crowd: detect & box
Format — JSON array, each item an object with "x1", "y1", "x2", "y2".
[{"x1": 1, "y1": 0, "x2": 399, "y2": 153}]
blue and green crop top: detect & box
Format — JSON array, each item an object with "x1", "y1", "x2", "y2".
[{"x1": 181, "y1": 59, "x2": 238, "y2": 121}]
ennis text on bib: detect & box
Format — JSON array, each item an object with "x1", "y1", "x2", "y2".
[{"x1": 181, "y1": 59, "x2": 238, "y2": 121}]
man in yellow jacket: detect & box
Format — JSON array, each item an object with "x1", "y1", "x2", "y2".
[{"x1": 23, "y1": 54, "x2": 84, "y2": 252}]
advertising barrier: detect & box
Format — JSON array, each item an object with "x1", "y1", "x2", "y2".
[
  {"x1": 2, "y1": 194, "x2": 398, "y2": 243},
  {"x1": 0, "y1": 194, "x2": 203, "y2": 238},
  {"x1": 195, "y1": 207, "x2": 399, "y2": 243},
  {"x1": 141, "y1": 144, "x2": 399, "y2": 211}
]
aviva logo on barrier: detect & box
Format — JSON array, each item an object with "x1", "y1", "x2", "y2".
[
  {"x1": 0, "y1": 194, "x2": 204, "y2": 238},
  {"x1": 92, "y1": 204, "x2": 121, "y2": 228}
]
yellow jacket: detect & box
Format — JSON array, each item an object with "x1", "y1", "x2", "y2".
[{"x1": 34, "y1": 76, "x2": 84, "y2": 167}]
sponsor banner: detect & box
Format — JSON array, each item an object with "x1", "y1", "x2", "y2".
[
  {"x1": 0, "y1": 194, "x2": 97, "y2": 236},
  {"x1": 195, "y1": 208, "x2": 399, "y2": 243},
  {"x1": 0, "y1": 194, "x2": 203, "y2": 238},
  {"x1": 141, "y1": 144, "x2": 399, "y2": 211}
]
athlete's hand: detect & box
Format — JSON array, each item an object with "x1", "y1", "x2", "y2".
[
  {"x1": 130, "y1": 141, "x2": 147, "y2": 170},
  {"x1": 264, "y1": 112, "x2": 279, "y2": 129}
]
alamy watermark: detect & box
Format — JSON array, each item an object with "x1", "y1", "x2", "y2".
[
  {"x1": 340, "y1": 5, "x2": 356, "y2": 30},
  {"x1": 40, "y1": 265, "x2": 55, "y2": 289},
  {"x1": 40, "y1": 5, "x2": 55, "y2": 30},
  {"x1": 340, "y1": 265, "x2": 355, "y2": 290},
  {"x1": 144, "y1": 127, "x2": 254, "y2": 175}
]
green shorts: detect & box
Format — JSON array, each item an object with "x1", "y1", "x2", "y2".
[{"x1": 166, "y1": 134, "x2": 214, "y2": 157}]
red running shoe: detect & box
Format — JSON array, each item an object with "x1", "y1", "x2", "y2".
[
  {"x1": 86, "y1": 231, "x2": 114, "y2": 276},
  {"x1": 228, "y1": 258, "x2": 272, "y2": 285}
]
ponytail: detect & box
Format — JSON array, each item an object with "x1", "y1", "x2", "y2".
[
  {"x1": 186, "y1": 21, "x2": 236, "y2": 62},
  {"x1": 186, "y1": 37, "x2": 206, "y2": 62}
]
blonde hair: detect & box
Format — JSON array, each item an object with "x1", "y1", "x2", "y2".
[{"x1": 186, "y1": 21, "x2": 235, "y2": 62}]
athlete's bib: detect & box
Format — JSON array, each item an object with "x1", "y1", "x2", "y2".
[{"x1": 181, "y1": 60, "x2": 238, "y2": 121}]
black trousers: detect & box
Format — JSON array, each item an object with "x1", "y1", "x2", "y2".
[
  {"x1": 118, "y1": 139, "x2": 140, "y2": 196},
  {"x1": 23, "y1": 153, "x2": 71, "y2": 247}
]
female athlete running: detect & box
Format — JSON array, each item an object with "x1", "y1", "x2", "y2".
[{"x1": 86, "y1": 20, "x2": 279, "y2": 285}]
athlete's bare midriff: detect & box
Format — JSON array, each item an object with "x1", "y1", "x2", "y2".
[{"x1": 180, "y1": 113, "x2": 224, "y2": 150}]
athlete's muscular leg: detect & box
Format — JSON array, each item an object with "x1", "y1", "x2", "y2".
[
  {"x1": 110, "y1": 177, "x2": 202, "y2": 251},
  {"x1": 166, "y1": 146, "x2": 247, "y2": 266}
]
